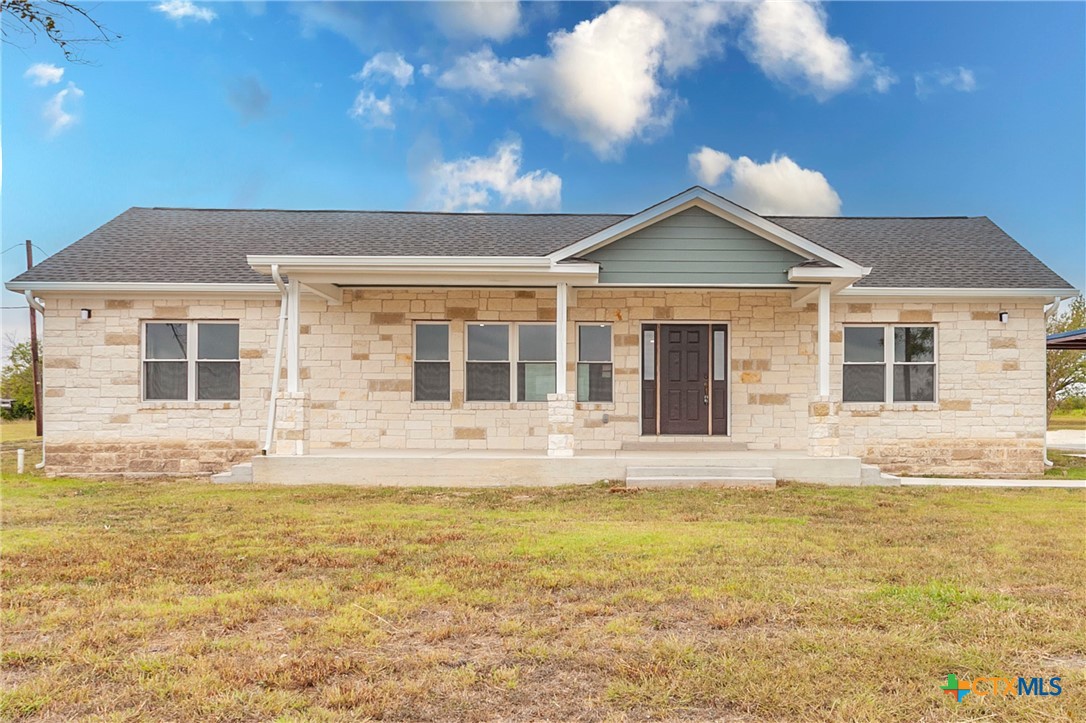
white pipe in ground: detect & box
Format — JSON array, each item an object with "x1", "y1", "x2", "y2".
[{"x1": 17, "y1": 448, "x2": 25, "y2": 474}]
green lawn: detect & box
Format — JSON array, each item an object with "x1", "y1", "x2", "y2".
[
  {"x1": 0, "y1": 419, "x2": 39, "y2": 444},
  {"x1": 1049, "y1": 411, "x2": 1086, "y2": 431},
  {"x1": 1, "y1": 454, "x2": 1083, "y2": 721},
  {"x1": 1046, "y1": 452, "x2": 1086, "y2": 480}
]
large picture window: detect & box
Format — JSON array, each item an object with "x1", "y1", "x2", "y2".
[
  {"x1": 577, "y1": 324, "x2": 613, "y2": 403},
  {"x1": 516, "y1": 324, "x2": 556, "y2": 402},
  {"x1": 414, "y1": 322, "x2": 450, "y2": 401},
  {"x1": 843, "y1": 325, "x2": 935, "y2": 403},
  {"x1": 466, "y1": 323, "x2": 510, "y2": 401},
  {"x1": 144, "y1": 321, "x2": 240, "y2": 401}
]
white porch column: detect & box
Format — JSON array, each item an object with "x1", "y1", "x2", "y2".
[
  {"x1": 817, "y1": 284, "x2": 830, "y2": 397},
  {"x1": 547, "y1": 282, "x2": 575, "y2": 457},
  {"x1": 555, "y1": 282, "x2": 568, "y2": 394},
  {"x1": 286, "y1": 278, "x2": 301, "y2": 393}
]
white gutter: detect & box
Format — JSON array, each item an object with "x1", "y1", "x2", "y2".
[
  {"x1": 24, "y1": 292, "x2": 46, "y2": 469},
  {"x1": 839, "y1": 287, "x2": 1077, "y2": 298},
  {"x1": 262, "y1": 265, "x2": 289, "y2": 455}
]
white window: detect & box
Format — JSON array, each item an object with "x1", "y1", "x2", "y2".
[
  {"x1": 577, "y1": 324, "x2": 613, "y2": 403},
  {"x1": 414, "y1": 322, "x2": 450, "y2": 401},
  {"x1": 516, "y1": 324, "x2": 556, "y2": 402},
  {"x1": 143, "y1": 321, "x2": 240, "y2": 401},
  {"x1": 843, "y1": 325, "x2": 935, "y2": 403},
  {"x1": 466, "y1": 323, "x2": 510, "y2": 401}
]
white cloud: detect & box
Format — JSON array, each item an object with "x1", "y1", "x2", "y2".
[
  {"x1": 434, "y1": 1, "x2": 521, "y2": 42},
  {"x1": 743, "y1": 0, "x2": 893, "y2": 99},
  {"x1": 348, "y1": 91, "x2": 394, "y2": 129},
  {"x1": 354, "y1": 52, "x2": 414, "y2": 87},
  {"x1": 439, "y1": 4, "x2": 720, "y2": 158},
  {"x1": 421, "y1": 138, "x2": 561, "y2": 212},
  {"x1": 914, "y1": 66, "x2": 977, "y2": 98},
  {"x1": 689, "y1": 147, "x2": 842, "y2": 216},
  {"x1": 24, "y1": 63, "x2": 64, "y2": 87},
  {"x1": 154, "y1": 0, "x2": 217, "y2": 23},
  {"x1": 43, "y1": 82, "x2": 84, "y2": 137}
]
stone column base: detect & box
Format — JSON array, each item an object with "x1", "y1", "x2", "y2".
[
  {"x1": 547, "y1": 393, "x2": 575, "y2": 458},
  {"x1": 273, "y1": 391, "x2": 310, "y2": 456},
  {"x1": 808, "y1": 396, "x2": 840, "y2": 457}
]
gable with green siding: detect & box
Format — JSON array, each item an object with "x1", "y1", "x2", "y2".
[{"x1": 584, "y1": 207, "x2": 807, "y2": 285}]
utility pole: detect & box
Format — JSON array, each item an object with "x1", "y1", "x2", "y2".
[{"x1": 26, "y1": 240, "x2": 43, "y2": 437}]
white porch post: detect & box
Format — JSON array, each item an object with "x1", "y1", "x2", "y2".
[
  {"x1": 286, "y1": 279, "x2": 301, "y2": 393},
  {"x1": 547, "y1": 282, "x2": 575, "y2": 457},
  {"x1": 817, "y1": 284, "x2": 830, "y2": 397},
  {"x1": 555, "y1": 282, "x2": 568, "y2": 394}
]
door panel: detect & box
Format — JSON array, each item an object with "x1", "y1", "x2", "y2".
[{"x1": 659, "y1": 324, "x2": 709, "y2": 434}]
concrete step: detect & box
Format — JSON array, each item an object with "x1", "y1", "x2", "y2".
[
  {"x1": 621, "y1": 439, "x2": 749, "y2": 452},
  {"x1": 626, "y1": 465, "x2": 776, "y2": 489},
  {"x1": 627, "y1": 475, "x2": 776, "y2": 489},
  {"x1": 860, "y1": 463, "x2": 901, "y2": 487},
  {"x1": 211, "y1": 462, "x2": 253, "y2": 484},
  {"x1": 627, "y1": 465, "x2": 774, "y2": 478}
]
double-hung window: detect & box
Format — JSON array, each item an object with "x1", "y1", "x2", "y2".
[
  {"x1": 466, "y1": 323, "x2": 510, "y2": 401},
  {"x1": 843, "y1": 325, "x2": 935, "y2": 403},
  {"x1": 143, "y1": 321, "x2": 240, "y2": 401},
  {"x1": 414, "y1": 322, "x2": 450, "y2": 401},
  {"x1": 516, "y1": 324, "x2": 556, "y2": 402},
  {"x1": 577, "y1": 324, "x2": 613, "y2": 403}
]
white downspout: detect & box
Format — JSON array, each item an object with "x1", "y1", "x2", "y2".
[
  {"x1": 1043, "y1": 296, "x2": 1063, "y2": 467},
  {"x1": 262, "y1": 266, "x2": 288, "y2": 454},
  {"x1": 24, "y1": 291, "x2": 46, "y2": 469}
]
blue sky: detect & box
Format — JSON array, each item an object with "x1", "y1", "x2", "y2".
[{"x1": 2, "y1": 1, "x2": 1084, "y2": 341}]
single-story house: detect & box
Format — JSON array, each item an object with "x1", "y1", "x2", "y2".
[{"x1": 5, "y1": 187, "x2": 1077, "y2": 485}]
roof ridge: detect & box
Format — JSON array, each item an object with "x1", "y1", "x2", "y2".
[{"x1": 139, "y1": 206, "x2": 632, "y2": 218}]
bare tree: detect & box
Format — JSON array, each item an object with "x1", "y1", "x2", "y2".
[{"x1": 1, "y1": 0, "x2": 119, "y2": 62}]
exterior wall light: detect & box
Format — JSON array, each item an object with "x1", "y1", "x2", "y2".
[
  {"x1": 998, "y1": 311, "x2": 1009, "y2": 323},
  {"x1": 80, "y1": 308, "x2": 92, "y2": 320}
]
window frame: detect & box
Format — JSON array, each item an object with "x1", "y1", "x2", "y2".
[
  {"x1": 142, "y1": 320, "x2": 241, "y2": 402},
  {"x1": 413, "y1": 321, "x2": 451, "y2": 402},
  {"x1": 576, "y1": 322, "x2": 614, "y2": 403},
  {"x1": 514, "y1": 322, "x2": 557, "y2": 403},
  {"x1": 465, "y1": 322, "x2": 513, "y2": 402},
  {"x1": 842, "y1": 324, "x2": 938, "y2": 404}
]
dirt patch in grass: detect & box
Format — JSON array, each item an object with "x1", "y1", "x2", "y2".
[{"x1": 1, "y1": 458, "x2": 1084, "y2": 721}]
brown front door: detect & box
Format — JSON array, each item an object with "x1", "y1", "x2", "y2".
[{"x1": 660, "y1": 324, "x2": 709, "y2": 434}]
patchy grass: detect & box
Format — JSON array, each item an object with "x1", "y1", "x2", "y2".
[
  {"x1": 1049, "y1": 411, "x2": 1086, "y2": 431},
  {"x1": 0, "y1": 420, "x2": 38, "y2": 444},
  {"x1": 1046, "y1": 451, "x2": 1086, "y2": 480},
  {"x1": 1, "y1": 457, "x2": 1083, "y2": 720}
]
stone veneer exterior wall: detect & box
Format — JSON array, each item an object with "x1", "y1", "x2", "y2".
[{"x1": 38, "y1": 291, "x2": 1046, "y2": 477}]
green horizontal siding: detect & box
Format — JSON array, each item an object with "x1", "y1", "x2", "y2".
[{"x1": 586, "y1": 207, "x2": 805, "y2": 285}]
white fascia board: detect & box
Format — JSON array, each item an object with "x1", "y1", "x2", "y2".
[
  {"x1": 838, "y1": 287, "x2": 1079, "y2": 299},
  {"x1": 249, "y1": 255, "x2": 600, "y2": 285},
  {"x1": 4, "y1": 281, "x2": 279, "y2": 295},
  {"x1": 788, "y1": 267, "x2": 870, "y2": 281},
  {"x1": 547, "y1": 187, "x2": 869, "y2": 277},
  {"x1": 594, "y1": 282, "x2": 796, "y2": 289}
]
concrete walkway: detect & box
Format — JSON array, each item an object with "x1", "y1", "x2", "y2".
[
  {"x1": 1048, "y1": 429, "x2": 1086, "y2": 453},
  {"x1": 900, "y1": 477, "x2": 1084, "y2": 489}
]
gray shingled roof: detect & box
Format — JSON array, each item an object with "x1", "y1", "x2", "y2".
[{"x1": 8, "y1": 206, "x2": 1074, "y2": 290}]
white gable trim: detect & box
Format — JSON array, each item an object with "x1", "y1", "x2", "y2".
[{"x1": 548, "y1": 187, "x2": 868, "y2": 278}]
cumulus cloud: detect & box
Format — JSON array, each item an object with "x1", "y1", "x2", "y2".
[
  {"x1": 154, "y1": 0, "x2": 217, "y2": 22},
  {"x1": 743, "y1": 0, "x2": 894, "y2": 99},
  {"x1": 354, "y1": 52, "x2": 414, "y2": 87},
  {"x1": 421, "y1": 138, "x2": 561, "y2": 212},
  {"x1": 434, "y1": 1, "x2": 521, "y2": 42},
  {"x1": 439, "y1": 4, "x2": 708, "y2": 158},
  {"x1": 227, "y1": 76, "x2": 270, "y2": 122},
  {"x1": 914, "y1": 66, "x2": 977, "y2": 98},
  {"x1": 43, "y1": 82, "x2": 84, "y2": 137},
  {"x1": 24, "y1": 63, "x2": 64, "y2": 86},
  {"x1": 349, "y1": 91, "x2": 394, "y2": 129},
  {"x1": 689, "y1": 147, "x2": 841, "y2": 216}
]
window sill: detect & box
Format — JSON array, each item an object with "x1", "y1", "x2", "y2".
[
  {"x1": 463, "y1": 401, "x2": 551, "y2": 409},
  {"x1": 139, "y1": 401, "x2": 241, "y2": 410},
  {"x1": 842, "y1": 402, "x2": 939, "y2": 412},
  {"x1": 576, "y1": 402, "x2": 616, "y2": 411}
]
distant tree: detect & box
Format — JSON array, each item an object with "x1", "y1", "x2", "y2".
[
  {"x1": 1, "y1": 0, "x2": 118, "y2": 62},
  {"x1": 1047, "y1": 297, "x2": 1086, "y2": 420},
  {"x1": 1, "y1": 339, "x2": 38, "y2": 420}
]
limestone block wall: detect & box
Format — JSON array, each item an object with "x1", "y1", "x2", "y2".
[
  {"x1": 40, "y1": 295, "x2": 278, "y2": 475},
  {"x1": 831, "y1": 300, "x2": 1048, "y2": 476}
]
